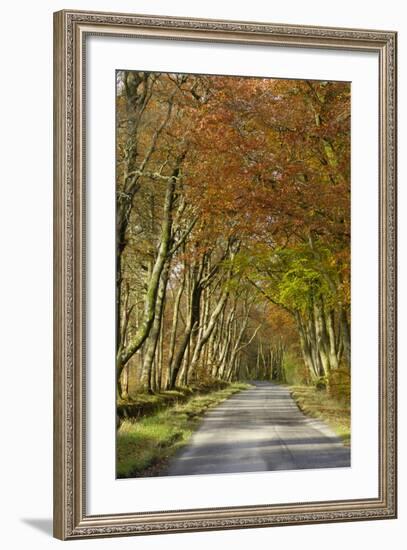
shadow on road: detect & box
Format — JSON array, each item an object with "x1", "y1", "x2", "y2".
[{"x1": 165, "y1": 381, "x2": 350, "y2": 476}]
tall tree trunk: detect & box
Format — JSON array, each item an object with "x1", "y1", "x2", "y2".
[
  {"x1": 166, "y1": 268, "x2": 185, "y2": 389},
  {"x1": 313, "y1": 299, "x2": 330, "y2": 379},
  {"x1": 116, "y1": 73, "x2": 165, "y2": 360},
  {"x1": 325, "y1": 308, "x2": 340, "y2": 371},
  {"x1": 187, "y1": 289, "x2": 229, "y2": 380},
  {"x1": 157, "y1": 310, "x2": 165, "y2": 391},
  {"x1": 295, "y1": 311, "x2": 319, "y2": 381},
  {"x1": 340, "y1": 307, "x2": 351, "y2": 367},
  {"x1": 216, "y1": 306, "x2": 236, "y2": 379},
  {"x1": 119, "y1": 364, "x2": 130, "y2": 401},
  {"x1": 270, "y1": 341, "x2": 286, "y2": 382},
  {"x1": 139, "y1": 261, "x2": 170, "y2": 391},
  {"x1": 170, "y1": 279, "x2": 202, "y2": 387},
  {"x1": 116, "y1": 155, "x2": 184, "y2": 397},
  {"x1": 170, "y1": 254, "x2": 207, "y2": 387}
]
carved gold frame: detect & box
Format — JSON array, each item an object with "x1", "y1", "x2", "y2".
[{"x1": 53, "y1": 9, "x2": 397, "y2": 540}]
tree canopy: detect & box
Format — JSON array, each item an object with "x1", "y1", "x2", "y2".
[{"x1": 115, "y1": 71, "x2": 350, "y2": 399}]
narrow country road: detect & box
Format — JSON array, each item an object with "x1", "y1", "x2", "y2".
[{"x1": 165, "y1": 381, "x2": 350, "y2": 476}]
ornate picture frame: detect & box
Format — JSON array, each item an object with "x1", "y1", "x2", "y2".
[{"x1": 53, "y1": 9, "x2": 397, "y2": 540}]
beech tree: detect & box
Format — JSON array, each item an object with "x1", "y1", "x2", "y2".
[{"x1": 115, "y1": 71, "x2": 350, "y2": 399}]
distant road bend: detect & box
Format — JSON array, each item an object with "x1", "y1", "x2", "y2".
[{"x1": 166, "y1": 381, "x2": 350, "y2": 476}]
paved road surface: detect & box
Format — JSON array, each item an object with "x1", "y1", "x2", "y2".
[{"x1": 165, "y1": 381, "x2": 350, "y2": 476}]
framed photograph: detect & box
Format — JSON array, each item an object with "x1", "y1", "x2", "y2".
[{"x1": 53, "y1": 9, "x2": 397, "y2": 540}]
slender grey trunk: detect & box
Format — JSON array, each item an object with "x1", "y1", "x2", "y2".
[
  {"x1": 116, "y1": 154, "x2": 185, "y2": 397},
  {"x1": 166, "y1": 269, "x2": 185, "y2": 389},
  {"x1": 140, "y1": 261, "x2": 170, "y2": 391}
]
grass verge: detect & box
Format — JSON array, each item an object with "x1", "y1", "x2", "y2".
[
  {"x1": 117, "y1": 382, "x2": 251, "y2": 478},
  {"x1": 117, "y1": 381, "x2": 230, "y2": 422},
  {"x1": 288, "y1": 385, "x2": 351, "y2": 446}
]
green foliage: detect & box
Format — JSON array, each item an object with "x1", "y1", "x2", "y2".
[
  {"x1": 275, "y1": 245, "x2": 338, "y2": 312},
  {"x1": 235, "y1": 242, "x2": 341, "y2": 314},
  {"x1": 283, "y1": 352, "x2": 308, "y2": 385}
]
